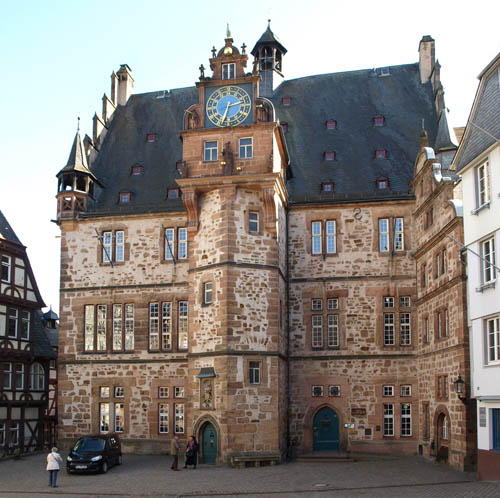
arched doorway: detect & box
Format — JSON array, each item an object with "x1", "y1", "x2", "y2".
[
  {"x1": 200, "y1": 422, "x2": 218, "y2": 464},
  {"x1": 436, "y1": 412, "x2": 450, "y2": 462},
  {"x1": 313, "y1": 406, "x2": 339, "y2": 451}
]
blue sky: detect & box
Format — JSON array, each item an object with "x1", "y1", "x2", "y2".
[{"x1": 1, "y1": 0, "x2": 499, "y2": 312}]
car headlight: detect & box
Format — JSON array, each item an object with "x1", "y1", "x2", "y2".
[
  {"x1": 67, "y1": 456, "x2": 72, "y2": 462},
  {"x1": 90, "y1": 455, "x2": 102, "y2": 462}
]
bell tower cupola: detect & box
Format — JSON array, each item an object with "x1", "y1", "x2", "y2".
[
  {"x1": 56, "y1": 121, "x2": 102, "y2": 221},
  {"x1": 251, "y1": 20, "x2": 287, "y2": 98}
]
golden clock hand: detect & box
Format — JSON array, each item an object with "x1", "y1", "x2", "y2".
[{"x1": 221, "y1": 101, "x2": 230, "y2": 124}]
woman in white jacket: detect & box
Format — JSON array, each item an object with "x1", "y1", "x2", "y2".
[{"x1": 46, "y1": 447, "x2": 63, "y2": 488}]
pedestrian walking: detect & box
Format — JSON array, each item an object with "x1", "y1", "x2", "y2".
[
  {"x1": 184, "y1": 435, "x2": 198, "y2": 469},
  {"x1": 170, "y1": 436, "x2": 180, "y2": 471},
  {"x1": 46, "y1": 447, "x2": 63, "y2": 488}
]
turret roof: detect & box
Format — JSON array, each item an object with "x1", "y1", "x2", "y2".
[{"x1": 251, "y1": 22, "x2": 287, "y2": 56}]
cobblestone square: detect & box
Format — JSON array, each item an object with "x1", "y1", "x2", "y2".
[{"x1": 0, "y1": 453, "x2": 499, "y2": 498}]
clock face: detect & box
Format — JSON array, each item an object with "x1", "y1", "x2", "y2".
[{"x1": 206, "y1": 85, "x2": 252, "y2": 127}]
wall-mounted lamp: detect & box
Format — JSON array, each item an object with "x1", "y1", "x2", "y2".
[{"x1": 454, "y1": 375, "x2": 468, "y2": 404}]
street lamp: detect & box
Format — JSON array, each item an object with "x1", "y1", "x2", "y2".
[{"x1": 454, "y1": 375, "x2": 468, "y2": 404}]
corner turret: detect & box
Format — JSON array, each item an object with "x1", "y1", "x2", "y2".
[{"x1": 56, "y1": 124, "x2": 101, "y2": 221}]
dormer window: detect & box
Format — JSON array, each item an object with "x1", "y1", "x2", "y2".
[
  {"x1": 375, "y1": 149, "x2": 387, "y2": 159},
  {"x1": 326, "y1": 120, "x2": 337, "y2": 130},
  {"x1": 324, "y1": 151, "x2": 336, "y2": 161},
  {"x1": 373, "y1": 116, "x2": 385, "y2": 126},
  {"x1": 281, "y1": 122, "x2": 288, "y2": 133},
  {"x1": 131, "y1": 165, "x2": 142, "y2": 176},
  {"x1": 119, "y1": 192, "x2": 131, "y2": 204},
  {"x1": 167, "y1": 188, "x2": 180, "y2": 199},
  {"x1": 377, "y1": 178, "x2": 389, "y2": 189},
  {"x1": 146, "y1": 133, "x2": 156, "y2": 143},
  {"x1": 222, "y1": 63, "x2": 235, "y2": 80},
  {"x1": 281, "y1": 97, "x2": 292, "y2": 106},
  {"x1": 322, "y1": 182, "x2": 334, "y2": 192}
]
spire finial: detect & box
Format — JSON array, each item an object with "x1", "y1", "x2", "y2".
[
  {"x1": 77, "y1": 116, "x2": 80, "y2": 132},
  {"x1": 226, "y1": 23, "x2": 231, "y2": 38},
  {"x1": 268, "y1": 18, "x2": 271, "y2": 28}
]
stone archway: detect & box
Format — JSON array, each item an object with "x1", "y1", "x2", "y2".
[
  {"x1": 194, "y1": 415, "x2": 220, "y2": 464},
  {"x1": 302, "y1": 403, "x2": 345, "y2": 454},
  {"x1": 434, "y1": 406, "x2": 451, "y2": 463}
]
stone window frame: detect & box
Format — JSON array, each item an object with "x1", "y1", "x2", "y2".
[
  {"x1": 400, "y1": 403, "x2": 412, "y2": 437},
  {"x1": 222, "y1": 63, "x2": 235, "y2": 80},
  {"x1": 400, "y1": 385, "x2": 412, "y2": 397},
  {"x1": 152, "y1": 379, "x2": 186, "y2": 437},
  {"x1": 148, "y1": 297, "x2": 188, "y2": 353},
  {"x1": 238, "y1": 137, "x2": 253, "y2": 159},
  {"x1": 434, "y1": 307, "x2": 448, "y2": 341},
  {"x1": 381, "y1": 294, "x2": 415, "y2": 349},
  {"x1": 202, "y1": 280, "x2": 214, "y2": 306},
  {"x1": 203, "y1": 140, "x2": 218, "y2": 162},
  {"x1": 244, "y1": 357, "x2": 268, "y2": 386},
  {"x1": 93, "y1": 381, "x2": 130, "y2": 435},
  {"x1": 383, "y1": 403, "x2": 395, "y2": 436},
  {"x1": 305, "y1": 291, "x2": 346, "y2": 351},
  {"x1": 158, "y1": 403, "x2": 169, "y2": 434},
  {"x1": 422, "y1": 402, "x2": 430, "y2": 439},
  {"x1": 311, "y1": 385, "x2": 324, "y2": 397},
  {"x1": 328, "y1": 385, "x2": 341, "y2": 397},
  {"x1": 245, "y1": 206, "x2": 263, "y2": 235},
  {"x1": 423, "y1": 314, "x2": 430, "y2": 344},
  {"x1": 83, "y1": 304, "x2": 109, "y2": 353},
  {"x1": 111, "y1": 303, "x2": 135, "y2": 353},
  {"x1": 162, "y1": 226, "x2": 188, "y2": 262},
  {"x1": 436, "y1": 374, "x2": 449, "y2": 400},
  {"x1": 97, "y1": 227, "x2": 129, "y2": 266},
  {"x1": 311, "y1": 219, "x2": 337, "y2": 256}
]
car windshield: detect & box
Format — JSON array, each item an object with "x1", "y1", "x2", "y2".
[{"x1": 73, "y1": 437, "x2": 106, "y2": 452}]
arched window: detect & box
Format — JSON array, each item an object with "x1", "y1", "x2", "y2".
[{"x1": 30, "y1": 363, "x2": 45, "y2": 391}]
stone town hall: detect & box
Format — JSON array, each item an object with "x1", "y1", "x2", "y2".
[{"x1": 55, "y1": 25, "x2": 476, "y2": 468}]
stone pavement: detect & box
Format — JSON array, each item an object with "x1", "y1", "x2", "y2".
[{"x1": 0, "y1": 453, "x2": 499, "y2": 498}]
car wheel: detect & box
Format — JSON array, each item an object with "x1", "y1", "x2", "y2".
[
  {"x1": 117, "y1": 454, "x2": 122, "y2": 465},
  {"x1": 101, "y1": 461, "x2": 108, "y2": 474}
]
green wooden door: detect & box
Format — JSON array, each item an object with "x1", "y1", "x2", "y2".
[
  {"x1": 201, "y1": 423, "x2": 217, "y2": 464},
  {"x1": 313, "y1": 407, "x2": 339, "y2": 451}
]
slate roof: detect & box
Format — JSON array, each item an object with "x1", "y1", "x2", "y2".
[
  {"x1": 85, "y1": 61, "x2": 440, "y2": 213},
  {"x1": 251, "y1": 24, "x2": 287, "y2": 56},
  {"x1": 270, "y1": 64, "x2": 438, "y2": 203},
  {"x1": 0, "y1": 209, "x2": 22, "y2": 245},
  {"x1": 455, "y1": 52, "x2": 500, "y2": 172},
  {"x1": 32, "y1": 310, "x2": 57, "y2": 359},
  {"x1": 87, "y1": 87, "x2": 198, "y2": 215}
]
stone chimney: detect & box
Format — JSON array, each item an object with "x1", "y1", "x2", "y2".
[
  {"x1": 419, "y1": 35, "x2": 435, "y2": 84},
  {"x1": 116, "y1": 64, "x2": 134, "y2": 106},
  {"x1": 110, "y1": 71, "x2": 119, "y2": 106}
]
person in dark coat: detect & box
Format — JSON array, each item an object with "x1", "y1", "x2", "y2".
[{"x1": 184, "y1": 435, "x2": 198, "y2": 469}]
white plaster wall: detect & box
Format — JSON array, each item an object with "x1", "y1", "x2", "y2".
[{"x1": 477, "y1": 401, "x2": 500, "y2": 450}]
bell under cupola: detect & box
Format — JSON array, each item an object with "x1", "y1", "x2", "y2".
[
  {"x1": 56, "y1": 122, "x2": 102, "y2": 221},
  {"x1": 251, "y1": 20, "x2": 287, "y2": 97}
]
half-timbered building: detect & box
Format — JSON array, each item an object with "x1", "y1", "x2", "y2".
[{"x1": 0, "y1": 210, "x2": 57, "y2": 457}]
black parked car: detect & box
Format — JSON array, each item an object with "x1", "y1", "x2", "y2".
[{"x1": 66, "y1": 434, "x2": 122, "y2": 474}]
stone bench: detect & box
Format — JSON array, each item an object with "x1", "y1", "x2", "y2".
[{"x1": 229, "y1": 451, "x2": 281, "y2": 468}]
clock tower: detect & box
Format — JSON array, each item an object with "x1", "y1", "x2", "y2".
[{"x1": 177, "y1": 28, "x2": 290, "y2": 465}]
